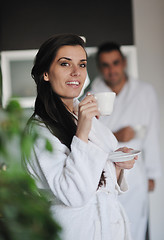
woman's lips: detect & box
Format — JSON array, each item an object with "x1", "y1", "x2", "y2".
[{"x1": 66, "y1": 81, "x2": 80, "y2": 88}]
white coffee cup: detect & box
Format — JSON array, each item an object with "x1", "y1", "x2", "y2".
[{"x1": 94, "y1": 92, "x2": 116, "y2": 116}]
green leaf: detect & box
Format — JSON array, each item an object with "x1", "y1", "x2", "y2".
[
  {"x1": 21, "y1": 135, "x2": 34, "y2": 158},
  {"x1": 6, "y1": 100, "x2": 22, "y2": 113},
  {"x1": 45, "y1": 139, "x2": 53, "y2": 152}
]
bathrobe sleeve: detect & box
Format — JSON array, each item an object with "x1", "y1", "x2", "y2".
[
  {"x1": 116, "y1": 170, "x2": 128, "y2": 194},
  {"x1": 142, "y1": 85, "x2": 161, "y2": 179},
  {"x1": 89, "y1": 118, "x2": 129, "y2": 194},
  {"x1": 29, "y1": 123, "x2": 109, "y2": 207}
]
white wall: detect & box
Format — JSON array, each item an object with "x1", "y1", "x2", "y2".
[{"x1": 132, "y1": 0, "x2": 164, "y2": 239}]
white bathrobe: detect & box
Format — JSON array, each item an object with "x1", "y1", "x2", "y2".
[
  {"x1": 26, "y1": 100, "x2": 132, "y2": 240},
  {"x1": 91, "y1": 76, "x2": 161, "y2": 240}
]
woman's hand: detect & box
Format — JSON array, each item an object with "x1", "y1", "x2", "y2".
[
  {"x1": 114, "y1": 147, "x2": 137, "y2": 180},
  {"x1": 115, "y1": 147, "x2": 137, "y2": 169},
  {"x1": 76, "y1": 94, "x2": 100, "y2": 143}
]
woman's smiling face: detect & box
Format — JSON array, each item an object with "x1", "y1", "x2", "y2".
[{"x1": 44, "y1": 45, "x2": 87, "y2": 102}]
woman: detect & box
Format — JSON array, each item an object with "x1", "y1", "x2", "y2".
[{"x1": 26, "y1": 34, "x2": 136, "y2": 240}]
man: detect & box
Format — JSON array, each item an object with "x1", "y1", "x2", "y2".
[{"x1": 90, "y1": 42, "x2": 161, "y2": 240}]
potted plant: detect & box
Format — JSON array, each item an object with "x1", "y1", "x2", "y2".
[{"x1": 0, "y1": 100, "x2": 61, "y2": 240}]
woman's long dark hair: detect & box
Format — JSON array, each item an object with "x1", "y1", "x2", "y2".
[{"x1": 31, "y1": 33, "x2": 106, "y2": 188}]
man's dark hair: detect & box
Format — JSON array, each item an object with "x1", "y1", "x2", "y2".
[{"x1": 96, "y1": 42, "x2": 125, "y2": 65}]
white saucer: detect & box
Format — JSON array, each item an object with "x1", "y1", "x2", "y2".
[{"x1": 108, "y1": 150, "x2": 141, "y2": 162}]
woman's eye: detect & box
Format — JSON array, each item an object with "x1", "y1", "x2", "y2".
[
  {"x1": 80, "y1": 63, "x2": 87, "y2": 68},
  {"x1": 60, "y1": 62, "x2": 69, "y2": 67}
]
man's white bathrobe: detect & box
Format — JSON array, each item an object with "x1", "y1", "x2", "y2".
[
  {"x1": 27, "y1": 100, "x2": 132, "y2": 240},
  {"x1": 91, "y1": 76, "x2": 161, "y2": 240}
]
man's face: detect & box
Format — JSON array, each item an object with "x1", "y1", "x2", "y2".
[{"x1": 98, "y1": 50, "x2": 126, "y2": 87}]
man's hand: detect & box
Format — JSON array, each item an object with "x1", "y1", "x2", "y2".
[
  {"x1": 114, "y1": 126, "x2": 135, "y2": 142},
  {"x1": 148, "y1": 179, "x2": 155, "y2": 192}
]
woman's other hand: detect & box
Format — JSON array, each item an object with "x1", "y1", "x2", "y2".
[
  {"x1": 114, "y1": 147, "x2": 137, "y2": 180},
  {"x1": 76, "y1": 93, "x2": 100, "y2": 142},
  {"x1": 115, "y1": 147, "x2": 137, "y2": 170}
]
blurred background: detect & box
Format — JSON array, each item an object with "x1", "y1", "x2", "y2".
[{"x1": 0, "y1": 0, "x2": 164, "y2": 239}]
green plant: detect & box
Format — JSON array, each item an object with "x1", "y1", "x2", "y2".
[
  {"x1": 0, "y1": 100, "x2": 61, "y2": 240},
  {"x1": 0, "y1": 56, "x2": 2, "y2": 107}
]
